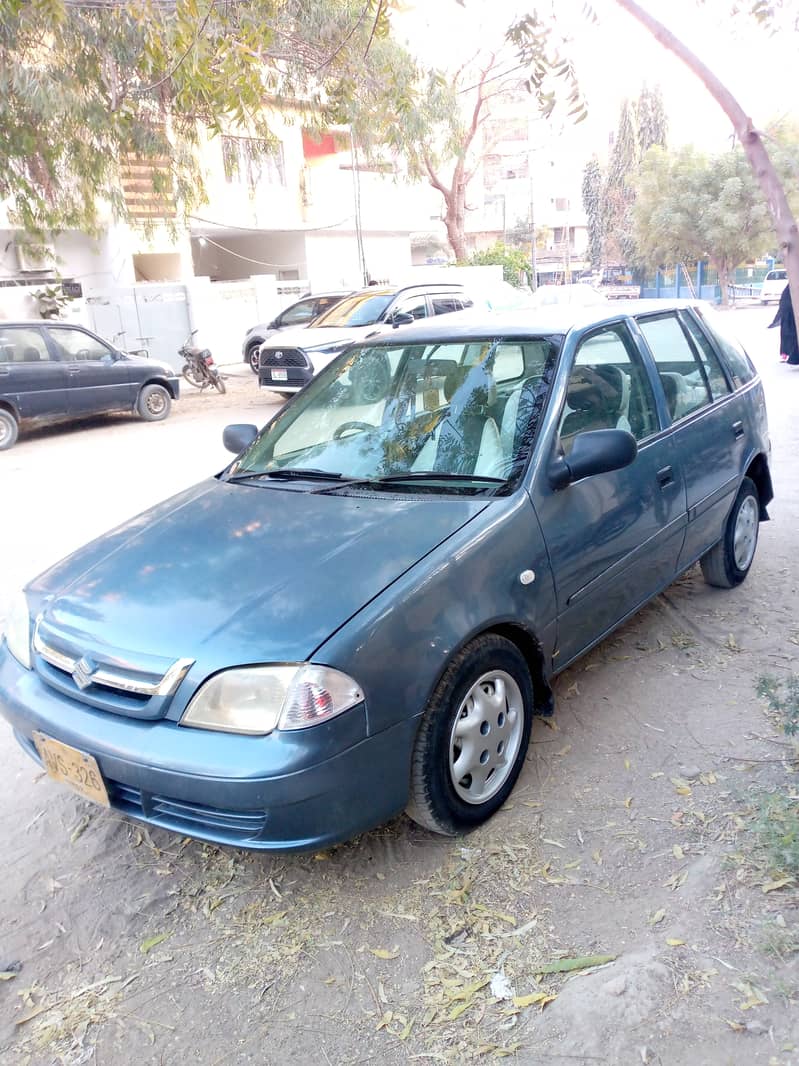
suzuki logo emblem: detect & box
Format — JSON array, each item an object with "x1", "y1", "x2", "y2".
[
  {"x1": 72, "y1": 656, "x2": 94, "y2": 690},
  {"x1": 275, "y1": 351, "x2": 283, "y2": 360}
]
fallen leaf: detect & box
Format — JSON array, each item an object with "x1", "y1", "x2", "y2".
[
  {"x1": 513, "y1": 991, "x2": 557, "y2": 1008},
  {"x1": 673, "y1": 845, "x2": 684, "y2": 860},
  {"x1": 624, "y1": 797, "x2": 633, "y2": 809},
  {"x1": 762, "y1": 876, "x2": 793, "y2": 894},
  {"x1": 536, "y1": 954, "x2": 617, "y2": 974},
  {"x1": 624, "y1": 758, "x2": 631, "y2": 770},
  {"x1": 648, "y1": 909, "x2": 666, "y2": 926},
  {"x1": 370, "y1": 946, "x2": 399, "y2": 960},
  {"x1": 140, "y1": 932, "x2": 172, "y2": 954},
  {"x1": 664, "y1": 871, "x2": 687, "y2": 891},
  {"x1": 671, "y1": 778, "x2": 692, "y2": 797},
  {"x1": 0, "y1": 971, "x2": 17, "y2": 981},
  {"x1": 665, "y1": 938, "x2": 685, "y2": 947}
]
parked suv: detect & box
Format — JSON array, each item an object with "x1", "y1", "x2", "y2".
[
  {"x1": 0, "y1": 321, "x2": 180, "y2": 450},
  {"x1": 258, "y1": 282, "x2": 473, "y2": 396},
  {"x1": 242, "y1": 291, "x2": 352, "y2": 372}
]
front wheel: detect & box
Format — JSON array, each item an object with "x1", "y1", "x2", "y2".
[
  {"x1": 211, "y1": 372, "x2": 226, "y2": 394},
  {"x1": 700, "y1": 476, "x2": 759, "y2": 588},
  {"x1": 137, "y1": 384, "x2": 172, "y2": 422},
  {"x1": 246, "y1": 343, "x2": 261, "y2": 373},
  {"x1": 406, "y1": 634, "x2": 534, "y2": 835},
  {"x1": 0, "y1": 409, "x2": 19, "y2": 450},
  {"x1": 182, "y1": 364, "x2": 207, "y2": 389}
]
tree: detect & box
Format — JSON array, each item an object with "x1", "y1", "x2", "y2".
[
  {"x1": 581, "y1": 157, "x2": 604, "y2": 270},
  {"x1": 510, "y1": 2, "x2": 799, "y2": 326},
  {"x1": 632, "y1": 144, "x2": 772, "y2": 302},
  {"x1": 466, "y1": 241, "x2": 532, "y2": 286},
  {"x1": 0, "y1": 0, "x2": 397, "y2": 235}
]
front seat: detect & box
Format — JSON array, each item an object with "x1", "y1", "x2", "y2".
[
  {"x1": 413, "y1": 364, "x2": 503, "y2": 476},
  {"x1": 22, "y1": 346, "x2": 41, "y2": 362}
]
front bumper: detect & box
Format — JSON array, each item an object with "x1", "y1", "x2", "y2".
[
  {"x1": 0, "y1": 649, "x2": 417, "y2": 852},
  {"x1": 258, "y1": 364, "x2": 311, "y2": 392}
]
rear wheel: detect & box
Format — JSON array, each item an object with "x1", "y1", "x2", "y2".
[
  {"x1": 0, "y1": 409, "x2": 19, "y2": 450},
  {"x1": 700, "y1": 476, "x2": 759, "y2": 588},
  {"x1": 406, "y1": 634, "x2": 534, "y2": 835},
  {"x1": 137, "y1": 384, "x2": 171, "y2": 422},
  {"x1": 182, "y1": 364, "x2": 207, "y2": 389}
]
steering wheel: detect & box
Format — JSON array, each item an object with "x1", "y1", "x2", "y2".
[{"x1": 333, "y1": 421, "x2": 375, "y2": 440}]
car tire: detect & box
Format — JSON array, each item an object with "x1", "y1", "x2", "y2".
[
  {"x1": 137, "y1": 384, "x2": 172, "y2": 422},
  {"x1": 406, "y1": 634, "x2": 534, "y2": 836},
  {"x1": 0, "y1": 409, "x2": 19, "y2": 450},
  {"x1": 246, "y1": 342, "x2": 261, "y2": 373},
  {"x1": 700, "y1": 476, "x2": 759, "y2": 589}
]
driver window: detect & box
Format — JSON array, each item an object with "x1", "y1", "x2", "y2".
[
  {"x1": 46, "y1": 326, "x2": 113, "y2": 362},
  {"x1": 560, "y1": 325, "x2": 658, "y2": 452},
  {"x1": 392, "y1": 295, "x2": 427, "y2": 320}
]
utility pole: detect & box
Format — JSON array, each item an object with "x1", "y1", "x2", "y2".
[
  {"x1": 527, "y1": 118, "x2": 538, "y2": 292},
  {"x1": 350, "y1": 128, "x2": 369, "y2": 286}
]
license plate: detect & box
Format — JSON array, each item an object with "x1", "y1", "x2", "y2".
[
  {"x1": 33, "y1": 732, "x2": 110, "y2": 807},
  {"x1": 271, "y1": 368, "x2": 288, "y2": 381}
]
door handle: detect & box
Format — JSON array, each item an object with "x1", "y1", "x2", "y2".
[
  {"x1": 66, "y1": 367, "x2": 81, "y2": 376},
  {"x1": 732, "y1": 420, "x2": 745, "y2": 440},
  {"x1": 656, "y1": 465, "x2": 674, "y2": 488}
]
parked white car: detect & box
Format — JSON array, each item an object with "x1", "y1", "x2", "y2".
[{"x1": 760, "y1": 268, "x2": 787, "y2": 304}]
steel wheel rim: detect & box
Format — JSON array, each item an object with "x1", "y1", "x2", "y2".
[
  {"x1": 448, "y1": 669, "x2": 524, "y2": 804},
  {"x1": 733, "y1": 495, "x2": 758, "y2": 571},
  {"x1": 0, "y1": 418, "x2": 9, "y2": 445},
  {"x1": 146, "y1": 390, "x2": 166, "y2": 416}
]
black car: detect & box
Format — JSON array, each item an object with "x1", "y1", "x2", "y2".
[
  {"x1": 0, "y1": 321, "x2": 180, "y2": 450},
  {"x1": 242, "y1": 291, "x2": 352, "y2": 372}
]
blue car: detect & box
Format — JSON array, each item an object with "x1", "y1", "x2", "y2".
[{"x1": 0, "y1": 302, "x2": 772, "y2": 851}]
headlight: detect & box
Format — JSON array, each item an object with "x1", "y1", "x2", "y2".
[
  {"x1": 180, "y1": 664, "x2": 364, "y2": 735},
  {"x1": 305, "y1": 342, "x2": 351, "y2": 357},
  {"x1": 3, "y1": 591, "x2": 32, "y2": 670}
]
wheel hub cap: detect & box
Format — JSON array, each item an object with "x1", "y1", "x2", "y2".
[
  {"x1": 448, "y1": 670, "x2": 524, "y2": 804},
  {"x1": 733, "y1": 495, "x2": 758, "y2": 571}
]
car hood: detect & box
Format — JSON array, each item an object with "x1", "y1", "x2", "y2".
[
  {"x1": 121, "y1": 354, "x2": 176, "y2": 374},
  {"x1": 30, "y1": 479, "x2": 489, "y2": 671},
  {"x1": 259, "y1": 323, "x2": 383, "y2": 351}
]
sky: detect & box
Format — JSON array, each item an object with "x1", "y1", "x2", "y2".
[{"x1": 394, "y1": 0, "x2": 799, "y2": 157}]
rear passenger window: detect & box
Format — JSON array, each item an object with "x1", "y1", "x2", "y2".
[
  {"x1": 0, "y1": 327, "x2": 50, "y2": 364},
  {"x1": 679, "y1": 313, "x2": 730, "y2": 400},
  {"x1": 637, "y1": 314, "x2": 713, "y2": 421},
  {"x1": 431, "y1": 296, "x2": 463, "y2": 315},
  {"x1": 560, "y1": 324, "x2": 659, "y2": 450},
  {"x1": 693, "y1": 306, "x2": 756, "y2": 388}
]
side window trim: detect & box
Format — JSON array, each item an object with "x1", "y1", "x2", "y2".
[{"x1": 633, "y1": 311, "x2": 714, "y2": 422}]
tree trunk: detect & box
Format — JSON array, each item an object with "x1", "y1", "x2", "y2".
[
  {"x1": 714, "y1": 259, "x2": 731, "y2": 307},
  {"x1": 615, "y1": 0, "x2": 799, "y2": 328}
]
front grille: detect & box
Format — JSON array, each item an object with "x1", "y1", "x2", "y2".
[
  {"x1": 32, "y1": 620, "x2": 193, "y2": 719},
  {"x1": 260, "y1": 347, "x2": 308, "y2": 368}
]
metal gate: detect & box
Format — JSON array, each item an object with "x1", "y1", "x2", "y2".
[{"x1": 86, "y1": 284, "x2": 191, "y2": 370}]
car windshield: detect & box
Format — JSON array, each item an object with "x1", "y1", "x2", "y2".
[
  {"x1": 229, "y1": 335, "x2": 562, "y2": 493},
  {"x1": 312, "y1": 292, "x2": 396, "y2": 327}
]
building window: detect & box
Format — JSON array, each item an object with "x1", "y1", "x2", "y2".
[{"x1": 221, "y1": 137, "x2": 286, "y2": 188}]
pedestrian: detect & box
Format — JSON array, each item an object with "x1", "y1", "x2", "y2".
[{"x1": 769, "y1": 283, "x2": 799, "y2": 365}]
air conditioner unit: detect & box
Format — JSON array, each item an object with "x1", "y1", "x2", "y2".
[{"x1": 15, "y1": 240, "x2": 56, "y2": 273}]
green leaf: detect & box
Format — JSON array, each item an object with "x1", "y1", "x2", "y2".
[
  {"x1": 536, "y1": 954, "x2": 617, "y2": 974},
  {"x1": 140, "y1": 931, "x2": 172, "y2": 954}
]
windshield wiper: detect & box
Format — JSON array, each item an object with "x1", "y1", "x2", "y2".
[
  {"x1": 315, "y1": 471, "x2": 506, "y2": 494},
  {"x1": 226, "y1": 467, "x2": 345, "y2": 484}
]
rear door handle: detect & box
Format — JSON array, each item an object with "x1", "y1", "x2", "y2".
[
  {"x1": 732, "y1": 420, "x2": 745, "y2": 440},
  {"x1": 657, "y1": 465, "x2": 674, "y2": 488},
  {"x1": 66, "y1": 366, "x2": 81, "y2": 376}
]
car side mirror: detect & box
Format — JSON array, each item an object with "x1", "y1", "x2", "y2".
[
  {"x1": 223, "y1": 423, "x2": 258, "y2": 454},
  {"x1": 389, "y1": 311, "x2": 415, "y2": 328},
  {"x1": 548, "y1": 429, "x2": 638, "y2": 490}
]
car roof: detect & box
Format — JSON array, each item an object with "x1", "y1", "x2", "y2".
[
  {"x1": 345, "y1": 282, "x2": 466, "y2": 298},
  {"x1": 0, "y1": 320, "x2": 92, "y2": 328},
  {"x1": 351, "y1": 299, "x2": 710, "y2": 345}
]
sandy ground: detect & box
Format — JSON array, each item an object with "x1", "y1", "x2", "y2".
[{"x1": 0, "y1": 307, "x2": 797, "y2": 1065}]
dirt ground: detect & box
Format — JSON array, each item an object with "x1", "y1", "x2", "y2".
[{"x1": 1, "y1": 307, "x2": 797, "y2": 1065}]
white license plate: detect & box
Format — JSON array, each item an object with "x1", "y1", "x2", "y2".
[{"x1": 271, "y1": 368, "x2": 288, "y2": 381}]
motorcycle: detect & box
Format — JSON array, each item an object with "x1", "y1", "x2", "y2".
[{"x1": 179, "y1": 331, "x2": 226, "y2": 393}]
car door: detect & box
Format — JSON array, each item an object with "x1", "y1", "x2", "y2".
[
  {"x1": 531, "y1": 320, "x2": 687, "y2": 669},
  {"x1": 45, "y1": 326, "x2": 133, "y2": 415},
  {"x1": 0, "y1": 325, "x2": 68, "y2": 419},
  {"x1": 634, "y1": 310, "x2": 741, "y2": 570}
]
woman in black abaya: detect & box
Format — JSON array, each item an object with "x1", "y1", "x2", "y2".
[{"x1": 770, "y1": 284, "x2": 799, "y2": 365}]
